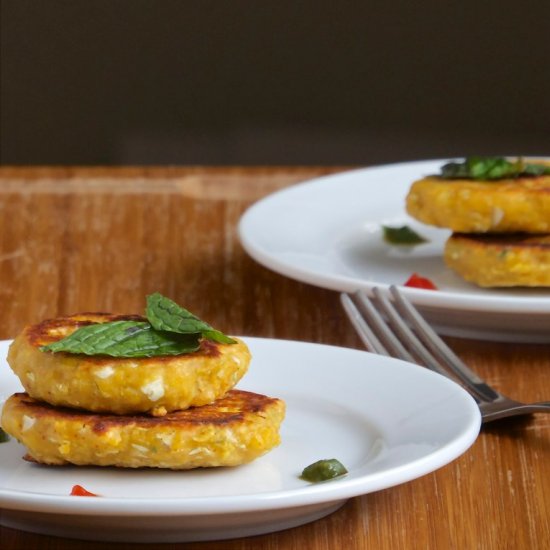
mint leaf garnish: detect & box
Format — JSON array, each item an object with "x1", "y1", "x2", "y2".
[
  {"x1": 146, "y1": 293, "x2": 236, "y2": 345},
  {"x1": 440, "y1": 157, "x2": 550, "y2": 180},
  {"x1": 40, "y1": 293, "x2": 236, "y2": 357},
  {"x1": 41, "y1": 320, "x2": 202, "y2": 357}
]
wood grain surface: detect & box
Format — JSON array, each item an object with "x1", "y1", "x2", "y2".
[{"x1": 0, "y1": 167, "x2": 548, "y2": 550}]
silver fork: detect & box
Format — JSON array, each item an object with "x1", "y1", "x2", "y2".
[{"x1": 341, "y1": 286, "x2": 550, "y2": 423}]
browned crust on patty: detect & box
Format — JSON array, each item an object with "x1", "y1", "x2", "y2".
[
  {"x1": 9, "y1": 390, "x2": 277, "y2": 433},
  {"x1": 25, "y1": 313, "x2": 222, "y2": 361},
  {"x1": 26, "y1": 313, "x2": 144, "y2": 347},
  {"x1": 450, "y1": 233, "x2": 550, "y2": 249}
]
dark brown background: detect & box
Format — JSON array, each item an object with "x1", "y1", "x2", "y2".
[{"x1": 1, "y1": 0, "x2": 550, "y2": 165}]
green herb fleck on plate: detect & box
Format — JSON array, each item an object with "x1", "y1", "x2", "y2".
[
  {"x1": 0, "y1": 428, "x2": 10, "y2": 443},
  {"x1": 382, "y1": 225, "x2": 427, "y2": 245},
  {"x1": 300, "y1": 458, "x2": 348, "y2": 482}
]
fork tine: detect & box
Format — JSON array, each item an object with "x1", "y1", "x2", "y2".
[
  {"x1": 342, "y1": 290, "x2": 442, "y2": 370},
  {"x1": 352, "y1": 291, "x2": 419, "y2": 363},
  {"x1": 340, "y1": 293, "x2": 391, "y2": 355},
  {"x1": 368, "y1": 288, "x2": 453, "y2": 379},
  {"x1": 388, "y1": 285, "x2": 500, "y2": 402}
]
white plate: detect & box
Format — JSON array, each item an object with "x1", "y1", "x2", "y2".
[
  {"x1": 0, "y1": 338, "x2": 480, "y2": 543},
  {"x1": 239, "y1": 160, "x2": 550, "y2": 342}
]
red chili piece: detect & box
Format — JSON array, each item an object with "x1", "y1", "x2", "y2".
[
  {"x1": 404, "y1": 273, "x2": 437, "y2": 290},
  {"x1": 70, "y1": 484, "x2": 99, "y2": 497}
]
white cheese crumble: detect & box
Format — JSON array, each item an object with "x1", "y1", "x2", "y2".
[
  {"x1": 22, "y1": 415, "x2": 36, "y2": 432},
  {"x1": 156, "y1": 432, "x2": 175, "y2": 447},
  {"x1": 59, "y1": 441, "x2": 71, "y2": 455},
  {"x1": 94, "y1": 366, "x2": 115, "y2": 379},
  {"x1": 223, "y1": 431, "x2": 238, "y2": 444},
  {"x1": 491, "y1": 207, "x2": 504, "y2": 227},
  {"x1": 189, "y1": 447, "x2": 214, "y2": 456},
  {"x1": 141, "y1": 377, "x2": 165, "y2": 401},
  {"x1": 131, "y1": 444, "x2": 149, "y2": 454}
]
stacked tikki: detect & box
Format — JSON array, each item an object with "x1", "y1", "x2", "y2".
[
  {"x1": 1, "y1": 293, "x2": 285, "y2": 469},
  {"x1": 406, "y1": 157, "x2": 550, "y2": 287}
]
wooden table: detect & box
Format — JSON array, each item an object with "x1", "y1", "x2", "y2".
[{"x1": 0, "y1": 167, "x2": 548, "y2": 550}]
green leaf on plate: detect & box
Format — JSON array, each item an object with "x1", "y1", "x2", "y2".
[
  {"x1": 0, "y1": 428, "x2": 10, "y2": 443},
  {"x1": 382, "y1": 225, "x2": 427, "y2": 245},
  {"x1": 300, "y1": 458, "x2": 348, "y2": 482}
]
